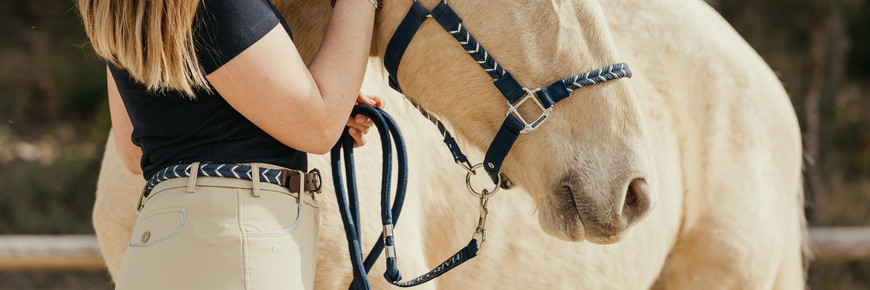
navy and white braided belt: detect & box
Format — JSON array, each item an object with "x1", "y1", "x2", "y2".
[{"x1": 142, "y1": 163, "x2": 322, "y2": 198}]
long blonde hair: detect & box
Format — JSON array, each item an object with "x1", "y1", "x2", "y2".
[{"x1": 78, "y1": 0, "x2": 207, "y2": 97}]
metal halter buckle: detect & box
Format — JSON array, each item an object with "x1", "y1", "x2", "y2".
[{"x1": 506, "y1": 88, "x2": 552, "y2": 133}]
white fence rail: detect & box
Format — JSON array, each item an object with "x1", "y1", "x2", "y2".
[
  {"x1": 808, "y1": 227, "x2": 870, "y2": 261},
  {"x1": 0, "y1": 235, "x2": 104, "y2": 270},
  {"x1": 0, "y1": 227, "x2": 868, "y2": 270}
]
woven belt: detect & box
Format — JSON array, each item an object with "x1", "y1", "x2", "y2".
[{"x1": 143, "y1": 163, "x2": 322, "y2": 198}]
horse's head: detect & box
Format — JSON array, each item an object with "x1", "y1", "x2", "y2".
[{"x1": 373, "y1": 0, "x2": 656, "y2": 244}]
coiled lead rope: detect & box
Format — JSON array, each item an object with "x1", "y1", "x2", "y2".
[{"x1": 331, "y1": 105, "x2": 485, "y2": 289}]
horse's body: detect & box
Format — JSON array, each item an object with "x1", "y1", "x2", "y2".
[{"x1": 93, "y1": 0, "x2": 805, "y2": 288}]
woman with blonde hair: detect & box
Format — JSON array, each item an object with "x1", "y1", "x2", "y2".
[{"x1": 78, "y1": 0, "x2": 382, "y2": 288}]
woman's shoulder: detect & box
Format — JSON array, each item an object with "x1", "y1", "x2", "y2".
[
  {"x1": 197, "y1": 0, "x2": 291, "y2": 74},
  {"x1": 199, "y1": 0, "x2": 281, "y2": 26}
]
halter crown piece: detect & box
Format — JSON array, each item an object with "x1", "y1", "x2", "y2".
[{"x1": 333, "y1": 1, "x2": 632, "y2": 289}]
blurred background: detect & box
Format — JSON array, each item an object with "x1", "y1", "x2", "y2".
[{"x1": 0, "y1": 0, "x2": 867, "y2": 288}]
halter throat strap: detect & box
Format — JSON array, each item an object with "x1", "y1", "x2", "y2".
[{"x1": 384, "y1": 0, "x2": 632, "y2": 183}]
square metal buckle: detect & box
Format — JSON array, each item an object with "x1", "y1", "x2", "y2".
[
  {"x1": 308, "y1": 168, "x2": 323, "y2": 193},
  {"x1": 506, "y1": 88, "x2": 552, "y2": 133}
]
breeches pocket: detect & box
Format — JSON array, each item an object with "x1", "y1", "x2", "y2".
[
  {"x1": 240, "y1": 189, "x2": 320, "y2": 289},
  {"x1": 242, "y1": 188, "x2": 316, "y2": 236},
  {"x1": 128, "y1": 207, "x2": 186, "y2": 247}
]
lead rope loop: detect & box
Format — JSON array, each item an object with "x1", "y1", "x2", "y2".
[{"x1": 331, "y1": 105, "x2": 492, "y2": 289}]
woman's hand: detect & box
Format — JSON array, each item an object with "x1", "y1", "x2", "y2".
[{"x1": 346, "y1": 92, "x2": 385, "y2": 148}]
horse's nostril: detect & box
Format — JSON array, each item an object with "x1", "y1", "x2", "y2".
[
  {"x1": 625, "y1": 183, "x2": 638, "y2": 207},
  {"x1": 624, "y1": 178, "x2": 647, "y2": 218}
]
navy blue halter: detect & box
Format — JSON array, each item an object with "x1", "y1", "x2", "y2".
[
  {"x1": 331, "y1": 1, "x2": 633, "y2": 289},
  {"x1": 384, "y1": 0, "x2": 632, "y2": 185}
]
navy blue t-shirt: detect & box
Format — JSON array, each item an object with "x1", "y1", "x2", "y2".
[{"x1": 109, "y1": 0, "x2": 306, "y2": 179}]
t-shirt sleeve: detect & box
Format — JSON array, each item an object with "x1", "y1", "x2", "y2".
[{"x1": 195, "y1": 0, "x2": 290, "y2": 74}]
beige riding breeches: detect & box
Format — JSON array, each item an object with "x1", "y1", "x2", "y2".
[{"x1": 115, "y1": 164, "x2": 319, "y2": 290}]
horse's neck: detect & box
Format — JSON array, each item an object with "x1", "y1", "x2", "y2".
[{"x1": 272, "y1": 0, "x2": 333, "y2": 64}]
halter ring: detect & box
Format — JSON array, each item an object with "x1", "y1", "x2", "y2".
[{"x1": 465, "y1": 163, "x2": 500, "y2": 198}]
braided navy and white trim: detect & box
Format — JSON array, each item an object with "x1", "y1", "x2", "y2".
[
  {"x1": 447, "y1": 22, "x2": 506, "y2": 81},
  {"x1": 144, "y1": 163, "x2": 286, "y2": 197},
  {"x1": 562, "y1": 63, "x2": 632, "y2": 92}
]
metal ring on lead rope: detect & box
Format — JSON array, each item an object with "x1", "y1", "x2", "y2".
[{"x1": 465, "y1": 163, "x2": 500, "y2": 198}]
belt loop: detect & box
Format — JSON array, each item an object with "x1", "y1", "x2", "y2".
[
  {"x1": 187, "y1": 162, "x2": 200, "y2": 193},
  {"x1": 136, "y1": 182, "x2": 148, "y2": 213},
  {"x1": 251, "y1": 163, "x2": 262, "y2": 197},
  {"x1": 296, "y1": 170, "x2": 305, "y2": 205}
]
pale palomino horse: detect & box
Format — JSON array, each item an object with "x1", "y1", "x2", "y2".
[{"x1": 93, "y1": 0, "x2": 806, "y2": 288}]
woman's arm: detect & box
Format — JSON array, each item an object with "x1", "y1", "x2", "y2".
[
  {"x1": 206, "y1": 0, "x2": 377, "y2": 154},
  {"x1": 106, "y1": 67, "x2": 143, "y2": 175}
]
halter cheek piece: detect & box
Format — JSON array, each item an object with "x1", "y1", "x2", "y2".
[{"x1": 333, "y1": 1, "x2": 632, "y2": 289}]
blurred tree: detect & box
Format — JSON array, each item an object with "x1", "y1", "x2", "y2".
[
  {"x1": 0, "y1": 0, "x2": 107, "y2": 137},
  {"x1": 804, "y1": 0, "x2": 849, "y2": 221}
]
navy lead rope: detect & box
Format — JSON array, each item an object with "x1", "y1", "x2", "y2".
[{"x1": 331, "y1": 105, "x2": 482, "y2": 289}]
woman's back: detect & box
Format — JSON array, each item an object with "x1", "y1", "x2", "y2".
[{"x1": 107, "y1": 0, "x2": 306, "y2": 179}]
